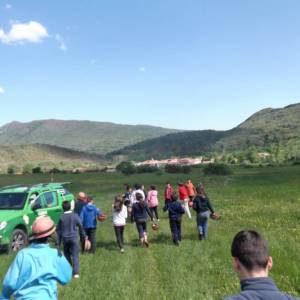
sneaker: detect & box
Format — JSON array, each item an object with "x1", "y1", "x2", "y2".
[
  {"x1": 73, "y1": 274, "x2": 80, "y2": 279},
  {"x1": 120, "y1": 248, "x2": 125, "y2": 253},
  {"x1": 144, "y1": 240, "x2": 149, "y2": 248},
  {"x1": 173, "y1": 240, "x2": 180, "y2": 246}
]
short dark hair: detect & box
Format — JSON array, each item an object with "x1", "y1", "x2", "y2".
[
  {"x1": 135, "y1": 184, "x2": 141, "y2": 190},
  {"x1": 171, "y1": 192, "x2": 178, "y2": 201},
  {"x1": 62, "y1": 201, "x2": 71, "y2": 212},
  {"x1": 150, "y1": 185, "x2": 156, "y2": 190},
  {"x1": 231, "y1": 230, "x2": 269, "y2": 271}
]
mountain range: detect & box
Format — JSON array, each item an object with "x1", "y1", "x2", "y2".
[
  {"x1": 0, "y1": 103, "x2": 299, "y2": 169},
  {"x1": 111, "y1": 103, "x2": 300, "y2": 160},
  {"x1": 0, "y1": 120, "x2": 178, "y2": 155}
]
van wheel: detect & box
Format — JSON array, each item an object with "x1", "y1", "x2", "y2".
[{"x1": 9, "y1": 229, "x2": 28, "y2": 253}]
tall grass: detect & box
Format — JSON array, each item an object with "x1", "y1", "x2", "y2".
[{"x1": 0, "y1": 166, "x2": 300, "y2": 299}]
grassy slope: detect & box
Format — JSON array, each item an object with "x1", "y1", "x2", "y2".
[
  {"x1": 0, "y1": 144, "x2": 105, "y2": 172},
  {"x1": 0, "y1": 166, "x2": 300, "y2": 299}
]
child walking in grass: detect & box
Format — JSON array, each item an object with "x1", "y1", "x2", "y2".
[
  {"x1": 131, "y1": 193, "x2": 154, "y2": 247},
  {"x1": 80, "y1": 197, "x2": 101, "y2": 253},
  {"x1": 164, "y1": 182, "x2": 174, "y2": 207},
  {"x1": 192, "y1": 186, "x2": 216, "y2": 240},
  {"x1": 57, "y1": 201, "x2": 87, "y2": 278},
  {"x1": 112, "y1": 196, "x2": 128, "y2": 253},
  {"x1": 147, "y1": 185, "x2": 159, "y2": 221},
  {"x1": 178, "y1": 182, "x2": 192, "y2": 219},
  {"x1": 163, "y1": 192, "x2": 185, "y2": 246}
]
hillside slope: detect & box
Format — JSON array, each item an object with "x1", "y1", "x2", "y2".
[
  {"x1": 0, "y1": 120, "x2": 178, "y2": 155},
  {"x1": 0, "y1": 144, "x2": 105, "y2": 172},
  {"x1": 110, "y1": 103, "x2": 300, "y2": 159}
]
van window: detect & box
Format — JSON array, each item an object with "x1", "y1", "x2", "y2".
[{"x1": 44, "y1": 192, "x2": 58, "y2": 208}]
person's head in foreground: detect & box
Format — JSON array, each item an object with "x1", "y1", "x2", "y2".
[
  {"x1": 223, "y1": 230, "x2": 299, "y2": 300},
  {"x1": 30, "y1": 215, "x2": 56, "y2": 243},
  {"x1": 1, "y1": 215, "x2": 72, "y2": 300},
  {"x1": 231, "y1": 230, "x2": 271, "y2": 280}
]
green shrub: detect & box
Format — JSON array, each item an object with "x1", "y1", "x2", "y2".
[
  {"x1": 32, "y1": 166, "x2": 42, "y2": 174},
  {"x1": 203, "y1": 163, "x2": 233, "y2": 175},
  {"x1": 116, "y1": 161, "x2": 136, "y2": 175},
  {"x1": 49, "y1": 168, "x2": 65, "y2": 174},
  {"x1": 165, "y1": 164, "x2": 191, "y2": 174},
  {"x1": 136, "y1": 165, "x2": 159, "y2": 173},
  {"x1": 7, "y1": 165, "x2": 17, "y2": 175},
  {"x1": 23, "y1": 164, "x2": 33, "y2": 174}
]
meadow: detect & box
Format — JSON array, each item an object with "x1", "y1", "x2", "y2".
[{"x1": 0, "y1": 166, "x2": 300, "y2": 299}]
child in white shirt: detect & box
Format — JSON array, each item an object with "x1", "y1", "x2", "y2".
[{"x1": 112, "y1": 196, "x2": 128, "y2": 253}]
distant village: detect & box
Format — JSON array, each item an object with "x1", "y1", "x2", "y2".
[{"x1": 134, "y1": 157, "x2": 215, "y2": 167}]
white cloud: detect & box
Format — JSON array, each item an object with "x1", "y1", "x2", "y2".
[
  {"x1": 139, "y1": 66, "x2": 146, "y2": 72},
  {"x1": 5, "y1": 4, "x2": 12, "y2": 9},
  {"x1": 55, "y1": 34, "x2": 67, "y2": 51},
  {"x1": 0, "y1": 86, "x2": 5, "y2": 94},
  {"x1": 0, "y1": 21, "x2": 49, "y2": 44}
]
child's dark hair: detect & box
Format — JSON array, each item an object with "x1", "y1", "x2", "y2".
[
  {"x1": 124, "y1": 183, "x2": 131, "y2": 191},
  {"x1": 114, "y1": 196, "x2": 123, "y2": 212},
  {"x1": 196, "y1": 186, "x2": 205, "y2": 195},
  {"x1": 150, "y1": 185, "x2": 156, "y2": 190},
  {"x1": 231, "y1": 230, "x2": 269, "y2": 271},
  {"x1": 30, "y1": 236, "x2": 49, "y2": 244},
  {"x1": 86, "y1": 196, "x2": 93, "y2": 203},
  {"x1": 62, "y1": 201, "x2": 71, "y2": 212},
  {"x1": 171, "y1": 192, "x2": 178, "y2": 201},
  {"x1": 135, "y1": 184, "x2": 141, "y2": 190}
]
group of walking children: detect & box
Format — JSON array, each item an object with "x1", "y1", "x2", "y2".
[{"x1": 113, "y1": 179, "x2": 217, "y2": 250}]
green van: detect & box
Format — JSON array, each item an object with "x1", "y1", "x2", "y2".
[{"x1": 0, "y1": 182, "x2": 75, "y2": 253}]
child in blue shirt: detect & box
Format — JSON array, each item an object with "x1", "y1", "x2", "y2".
[
  {"x1": 80, "y1": 197, "x2": 101, "y2": 253},
  {"x1": 0, "y1": 216, "x2": 72, "y2": 300}
]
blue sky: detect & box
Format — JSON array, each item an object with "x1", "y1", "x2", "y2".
[{"x1": 1, "y1": 0, "x2": 300, "y2": 130}]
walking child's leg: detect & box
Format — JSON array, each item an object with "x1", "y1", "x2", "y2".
[
  {"x1": 63, "y1": 240, "x2": 72, "y2": 266},
  {"x1": 203, "y1": 212, "x2": 209, "y2": 238},
  {"x1": 120, "y1": 226, "x2": 125, "y2": 246},
  {"x1": 136, "y1": 223, "x2": 144, "y2": 244},
  {"x1": 143, "y1": 222, "x2": 149, "y2": 247},
  {"x1": 154, "y1": 206, "x2": 159, "y2": 220},
  {"x1": 114, "y1": 226, "x2": 122, "y2": 249},
  {"x1": 172, "y1": 220, "x2": 179, "y2": 245},
  {"x1": 89, "y1": 228, "x2": 97, "y2": 253},
  {"x1": 71, "y1": 239, "x2": 80, "y2": 275},
  {"x1": 169, "y1": 219, "x2": 176, "y2": 242},
  {"x1": 184, "y1": 200, "x2": 192, "y2": 219},
  {"x1": 177, "y1": 220, "x2": 182, "y2": 242}
]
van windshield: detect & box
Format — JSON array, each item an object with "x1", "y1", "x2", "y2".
[{"x1": 0, "y1": 193, "x2": 28, "y2": 209}]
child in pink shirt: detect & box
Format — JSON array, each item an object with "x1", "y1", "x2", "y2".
[{"x1": 147, "y1": 185, "x2": 159, "y2": 221}]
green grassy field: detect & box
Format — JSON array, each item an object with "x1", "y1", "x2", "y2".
[{"x1": 0, "y1": 166, "x2": 300, "y2": 299}]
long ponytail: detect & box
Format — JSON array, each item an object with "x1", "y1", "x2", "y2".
[{"x1": 113, "y1": 196, "x2": 123, "y2": 212}]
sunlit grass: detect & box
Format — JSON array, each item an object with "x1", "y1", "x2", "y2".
[{"x1": 0, "y1": 166, "x2": 300, "y2": 299}]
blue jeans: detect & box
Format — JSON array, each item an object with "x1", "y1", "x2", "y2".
[
  {"x1": 63, "y1": 238, "x2": 80, "y2": 274},
  {"x1": 136, "y1": 221, "x2": 147, "y2": 239},
  {"x1": 196, "y1": 211, "x2": 210, "y2": 238}
]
